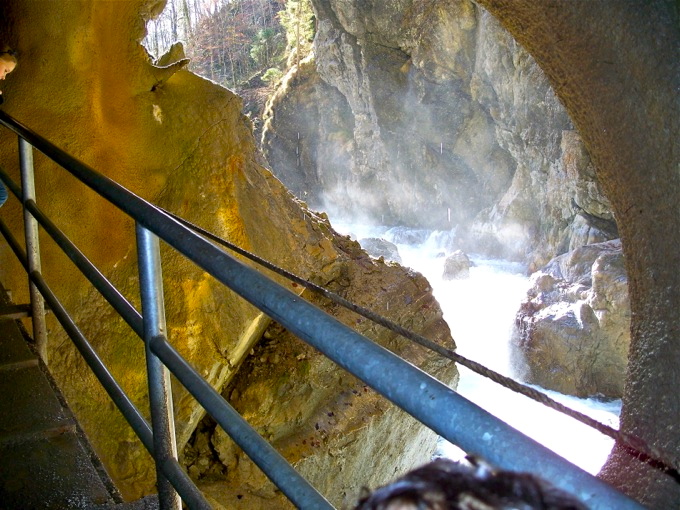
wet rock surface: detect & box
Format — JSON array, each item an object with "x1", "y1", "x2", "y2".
[
  {"x1": 513, "y1": 240, "x2": 629, "y2": 398},
  {"x1": 359, "y1": 237, "x2": 402, "y2": 263},
  {"x1": 442, "y1": 250, "x2": 472, "y2": 280}
]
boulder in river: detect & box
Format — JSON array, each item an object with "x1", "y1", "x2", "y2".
[
  {"x1": 513, "y1": 239, "x2": 630, "y2": 398},
  {"x1": 442, "y1": 250, "x2": 472, "y2": 280}
]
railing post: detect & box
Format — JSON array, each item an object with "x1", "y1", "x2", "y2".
[
  {"x1": 19, "y1": 137, "x2": 47, "y2": 360},
  {"x1": 136, "y1": 223, "x2": 181, "y2": 510}
]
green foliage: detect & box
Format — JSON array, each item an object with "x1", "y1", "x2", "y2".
[
  {"x1": 250, "y1": 27, "x2": 285, "y2": 68},
  {"x1": 262, "y1": 67, "x2": 284, "y2": 84},
  {"x1": 278, "y1": 0, "x2": 315, "y2": 63}
]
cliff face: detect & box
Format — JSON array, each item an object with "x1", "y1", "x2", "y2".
[
  {"x1": 0, "y1": 0, "x2": 456, "y2": 503},
  {"x1": 262, "y1": 0, "x2": 616, "y2": 266}
]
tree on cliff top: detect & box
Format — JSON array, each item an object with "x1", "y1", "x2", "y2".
[{"x1": 277, "y1": 0, "x2": 315, "y2": 68}]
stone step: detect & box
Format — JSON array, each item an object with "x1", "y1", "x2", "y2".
[{"x1": 0, "y1": 312, "x2": 122, "y2": 508}]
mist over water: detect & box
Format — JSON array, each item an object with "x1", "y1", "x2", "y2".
[{"x1": 332, "y1": 220, "x2": 620, "y2": 476}]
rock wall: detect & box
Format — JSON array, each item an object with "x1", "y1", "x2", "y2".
[
  {"x1": 187, "y1": 248, "x2": 457, "y2": 508},
  {"x1": 262, "y1": 0, "x2": 616, "y2": 266},
  {"x1": 472, "y1": 3, "x2": 680, "y2": 506},
  {"x1": 0, "y1": 0, "x2": 456, "y2": 502}
]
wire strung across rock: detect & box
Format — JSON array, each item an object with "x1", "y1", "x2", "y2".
[{"x1": 165, "y1": 208, "x2": 680, "y2": 483}]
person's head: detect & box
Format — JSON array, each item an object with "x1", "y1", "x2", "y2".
[
  {"x1": 354, "y1": 458, "x2": 588, "y2": 510},
  {"x1": 0, "y1": 49, "x2": 17, "y2": 80}
]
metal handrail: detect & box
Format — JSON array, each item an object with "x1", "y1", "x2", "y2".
[
  {"x1": 0, "y1": 218, "x2": 210, "y2": 509},
  {"x1": 0, "y1": 109, "x2": 645, "y2": 509}
]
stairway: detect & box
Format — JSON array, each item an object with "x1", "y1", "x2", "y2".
[{"x1": 0, "y1": 286, "x2": 157, "y2": 509}]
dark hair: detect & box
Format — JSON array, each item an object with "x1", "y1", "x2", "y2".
[
  {"x1": 355, "y1": 458, "x2": 588, "y2": 510},
  {"x1": 0, "y1": 49, "x2": 18, "y2": 60}
]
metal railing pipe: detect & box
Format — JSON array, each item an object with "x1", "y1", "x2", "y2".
[
  {"x1": 20, "y1": 266, "x2": 212, "y2": 509},
  {"x1": 149, "y1": 335, "x2": 335, "y2": 510},
  {"x1": 136, "y1": 224, "x2": 181, "y2": 510},
  {"x1": 0, "y1": 110, "x2": 645, "y2": 509},
  {"x1": 18, "y1": 137, "x2": 47, "y2": 358},
  {"x1": 0, "y1": 167, "x2": 143, "y2": 335}
]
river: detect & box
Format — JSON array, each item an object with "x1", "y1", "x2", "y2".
[{"x1": 334, "y1": 222, "x2": 620, "y2": 475}]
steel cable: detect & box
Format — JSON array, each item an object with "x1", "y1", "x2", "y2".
[{"x1": 164, "y1": 209, "x2": 680, "y2": 481}]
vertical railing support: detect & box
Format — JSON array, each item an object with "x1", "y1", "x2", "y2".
[
  {"x1": 136, "y1": 223, "x2": 181, "y2": 510},
  {"x1": 19, "y1": 137, "x2": 47, "y2": 360}
]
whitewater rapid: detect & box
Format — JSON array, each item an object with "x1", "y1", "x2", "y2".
[{"x1": 334, "y1": 222, "x2": 620, "y2": 475}]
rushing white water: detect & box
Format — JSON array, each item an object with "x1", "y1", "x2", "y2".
[{"x1": 334, "y1": 222, "x2": 621, "y2": 475}]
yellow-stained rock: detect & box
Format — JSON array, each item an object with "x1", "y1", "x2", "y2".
[{"x1": 0, "y1": 0, "x2": 457, "y2": 502}]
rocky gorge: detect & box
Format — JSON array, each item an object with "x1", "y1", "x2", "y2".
[
  {"x1": 262, "y1": 0, "x2": 627, "y2": 400},
  {"x1": 261, "y1": 4, "x2": 680, "y2": 504},
  {"x1": 1, "y1": 0, "x2": 678, "y2": 507}
]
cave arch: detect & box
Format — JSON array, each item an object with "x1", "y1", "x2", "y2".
[
  {"x1": 1, "y1": 0, "x2": 678, "y2": 505},
  {"x1": 473, "y1": 1, "x2": 680, "y2": 507}
]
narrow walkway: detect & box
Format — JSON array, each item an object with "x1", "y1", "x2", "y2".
[{"x1": 0, "y1": 287, "x2": 126, "y2": 509}]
